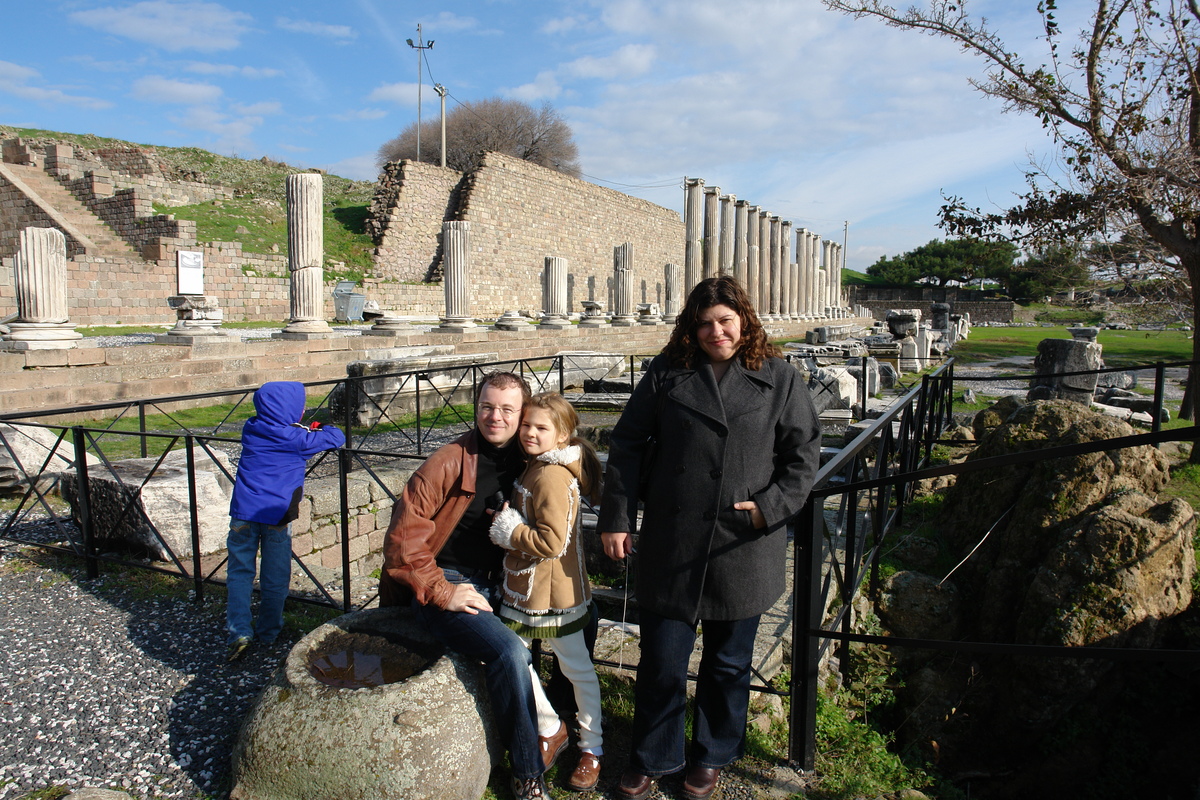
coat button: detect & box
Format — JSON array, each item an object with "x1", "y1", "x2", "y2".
[
  {"x1": 683, "y1": 420, "x2": 692, "y2": 429},
  {"x1": 677, "y1": 465, "x2": 687, "y2": 474},
  {"x1": 673, "y1": 505, "x2": 682, "y2": 514},
  {"x1": 703, "y1": 510, "x2": 716, "y2": 521},
  {"x1": 717, "y1": 429, "x2": 727, "y2": 438},
  {"x1": 710, "y1": 468, "x2": 722, "y2": 479}
]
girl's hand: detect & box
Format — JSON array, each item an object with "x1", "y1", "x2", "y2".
[{"x1": 734, "y1": 500, "x2": 767, "y2": 529}]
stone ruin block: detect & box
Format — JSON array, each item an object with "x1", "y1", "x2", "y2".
[
  {"x1": 886, "y1": 308, "x2": 921, "y2": 338},
  {"x1": 60, "y1": 447, "x2": 234, "y2": 561},
  {"x1": 808, "y1": 366, "x2": 858, "y2": 414},
  {"x1": 1028, "y1": 337, "x2": 1103, "y2": 404},
  {"x1": 0, "y1": 423, "x2": 98, "y2": 497}
]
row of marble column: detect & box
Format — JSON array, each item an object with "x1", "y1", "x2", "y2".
[{"x1": 684, "y1": 177, "x2": 848, "y2": 320}]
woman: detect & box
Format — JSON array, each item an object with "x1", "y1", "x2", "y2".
[{"x1": 599, "y1": 275, "x2": 821, "y2": 800}]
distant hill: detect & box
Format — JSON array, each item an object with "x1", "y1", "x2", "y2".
[{"x1": 0, "y1": 125, "x2": 377, "y2": 277}]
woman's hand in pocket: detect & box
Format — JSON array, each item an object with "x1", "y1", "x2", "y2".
[{"x1": 733, "y1": 500, "x2": 766, "y2": 529}]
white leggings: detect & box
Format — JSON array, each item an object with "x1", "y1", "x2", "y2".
[{"x1": 525, "y1": 629, "x2": 603, "y2": 754}]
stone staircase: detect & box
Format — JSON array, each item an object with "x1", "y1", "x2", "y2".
[{"x1": 0, "y1": 162, "x2": 137, "y2": 258}]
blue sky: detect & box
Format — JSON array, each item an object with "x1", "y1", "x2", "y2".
[{"x1": 0, "y1": 0, "x2": 1072, "y2": 271}]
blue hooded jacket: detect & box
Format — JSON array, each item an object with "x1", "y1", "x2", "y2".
[{"x1": 228, "y1": 381, "x2": 346, "y2": 526}]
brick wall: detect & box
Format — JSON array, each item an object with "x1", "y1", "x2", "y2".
[
  {"x1": 0, "y1": 170, "x2": 87, "y2": 257},
  {"x1": 368, "y1": 160, "x2": 463, "y2": 282},
  {"x1": 857, "y1": 299, "x2": 1015, "y2": 324}
]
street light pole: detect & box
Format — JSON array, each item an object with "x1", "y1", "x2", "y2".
[{"x1": 405, "y1": 25, "x2": 434, "y2": 163}]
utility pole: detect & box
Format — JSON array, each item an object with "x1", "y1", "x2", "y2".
[
  {"x1": 405, "y1": 25, "x2": 434, "y2": 163},
  {"x1": 434, "y1": 83, "x2": 447, "y2": 168}
]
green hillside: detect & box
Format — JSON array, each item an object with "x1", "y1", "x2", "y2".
[{"x1": 0, "y1": 125, "x2": 377, "y2": 280}]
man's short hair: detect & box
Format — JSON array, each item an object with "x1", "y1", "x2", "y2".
[{"x1": 476, "y1": 371, "x2": 533, "y2": 406}]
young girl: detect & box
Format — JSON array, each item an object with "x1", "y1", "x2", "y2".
[{"x1": 489, "y1": 392, "x2": 605, "y2": 792}]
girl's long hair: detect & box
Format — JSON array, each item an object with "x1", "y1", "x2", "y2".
[
  {"x1": 524, "y1": 392, "x2": 602, "y2": 503},
  {"x1": 662, "y1": 275, "x2": 780, "y2": 370}
]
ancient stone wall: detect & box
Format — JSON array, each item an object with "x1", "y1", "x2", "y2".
[
  {"x1": 857, "y1": 298, "x2": 1014, "y2": 324},
  {"x1": 369, "y1": 153, "x2": 685, "y2": 317},
  {"x1": 368, "y1": 160, "x2": 464, "y2": 283}
]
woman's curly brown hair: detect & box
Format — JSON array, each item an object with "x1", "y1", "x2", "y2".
[{"x1": 662, "y1": 275, "x2": 781, "y2": 370}]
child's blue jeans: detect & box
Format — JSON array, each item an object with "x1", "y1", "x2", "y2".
[{"x1": 225, "y1": 518, "x2": 292, "y2": 645}]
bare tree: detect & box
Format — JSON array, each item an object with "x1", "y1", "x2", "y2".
[
  {"x1": 826, "y1": 0, "x2": 1200, "y2": 432},
  {"x1": 376, "y1": 97, "x2": 581, "y2": 177}
]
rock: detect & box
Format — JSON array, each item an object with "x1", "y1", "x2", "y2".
[
  {"x1": 60, "y1": 448, "x2": 233, "y2": 560},
  {"x1": 961, "y1": 387, "x2": 977, "y2": 405},
  {"x1": 943, "y1": 424, "x2": 975, "y2": 442},
  {"x1": 1096, "y1": 370, "x2": 1136, "y2": 389},
  {"x1": 971, "y1": 395, "x2": 1025, "y2": 441},
  {"x1": 878, "y1": 570, "x2": 961, "y2": 641},
  {"x1": 890, "y1": 535, "x2": 941, "y2": 571},
  {"x1": 0, "y1": 423, "x2": 96, "y2": 496},
  {"x1": 886, "y1": 308, "x2": 921, "y2": 338},
  {"x1": 231, "y1": 607, "x2": 500, "y2": 800},
  {"x1": 67, "y1": 790, "x2": 134, "y2": 800}
]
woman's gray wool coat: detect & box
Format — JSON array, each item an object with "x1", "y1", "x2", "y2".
[{"x1": 597, "y1": 353, "x2": 821, "y2": 624}]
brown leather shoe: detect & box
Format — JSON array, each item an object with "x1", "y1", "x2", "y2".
[
  {"x1": 682, "y1": 765, "x2": 722, "y2": 800},
  {"x1": 616, "y1": 769, "x2": 655, "y2": 800},
  {"x1": 566, "y1": 751, "x2": 602, "y2": 791},
  {"x1": 539, "y1": 721, "x2": 569, "y2": 769}
]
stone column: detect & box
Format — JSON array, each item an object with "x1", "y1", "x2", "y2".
[
  {"x1": 439, "y1": 221, "x2": 476, "y2": 329},
  {"x1": 817, "y1": 268, "x2": 828, "y2": 317},
  {"x1": 733, "y1": 200, "x2": 749, "y2": 288},
  {"x1": 826, "y1": 241, "x2": 837, "y2": 313},
  {"x1": 781, "y1": 221, "x2": 794, "y2": 319},
  {"x1": 757, "y1": 211, "x2": 771, "y2": 317},
  {"x1": 719, "y1": 194, "x2": 735, "y2": 275},
  {"x1": 541, "y1": 256, "x2": 571, "y2": 330},
  {"x1": 611, "y1": 243, "x2": 638, "y2": 326},
  {"x1": 283, "y1": 173, "x2": 332, "y2": 336},
  {"x1": 2, "y1": 227, "x2": 82, "y2": 349},
  {"x1": 811, "y1": 233, "x2": 823, "y2": 317},
  {"x1": 797, "y1": 229, "x2": 810, "y2": 318},
  {"x1": 703, "y1": 186, "x2": 720, "y2": 279},
  {"x1": 683, "y1": 178, "x2": 704, "y2": 293},
  {"x1": 663, "y1": 262, "x2": 682, "y2": 325},
  {"x1": 745, "y1": 205, "x2": 760, "y2": 310},
  {"x1": 768, "y1": 216, "x2": 782, "y2": 320}
]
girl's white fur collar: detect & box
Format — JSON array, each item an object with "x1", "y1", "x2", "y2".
[{"x1": 535, "y1": 444, "x2": 580, "y2": 466}]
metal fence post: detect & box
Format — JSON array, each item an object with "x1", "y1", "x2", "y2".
[
  {"x1": 415, "y1": 373, "x2": 424, "y2": 456},
  {"x1": 788, "y1": 495, "x2": 823, "y2": 770},
  {"x1": 138, "y1": 400, "x2": 148, "y2": 459},
  {"x1": 72, "y1": 427, "x2": 98, "y2": 580},
  {"x1": 1153, "y1": 362, "x2": 1165, "y2": 438},
  {"x1": 185, "y1": 435, "x2": 204, "y2": 602},
  {"x1": 339, "y1": 446, "x2": 352, "y2": 611}
]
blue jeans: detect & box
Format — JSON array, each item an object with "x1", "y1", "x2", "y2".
[
  {"x1": 225, "y1": 518, "x2": 292, "y2": 645},
  {"x1": 629, "y1": 610, "x2": 762, "y2": 775},
  {"x1": 413, "y1": 568, "x2": 543, "y2": 781}
]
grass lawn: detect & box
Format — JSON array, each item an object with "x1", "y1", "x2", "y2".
[{"x1": 951, "y1": 326, "x2": 1193, "y2": 367}]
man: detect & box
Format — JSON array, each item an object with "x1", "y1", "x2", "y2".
[{"x1": 381, "y1": 371, "x2": 562, "y2": 800}]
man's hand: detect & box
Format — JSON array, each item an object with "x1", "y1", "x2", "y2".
[
  {"x1": 601, "y1": 531, "x2": 634, "y2": 561},
  {"x1": 734, "y1": 500, "x2": 767, "y2": 529},
  {"x1": 446, "y1": 583, "x2": 493, "y2": 614}
]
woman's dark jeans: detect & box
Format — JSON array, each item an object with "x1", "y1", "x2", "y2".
[{"x1": 629, "y1": 609, "x2": 761, "y2": 776}]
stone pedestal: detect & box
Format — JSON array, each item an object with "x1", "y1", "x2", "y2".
[
  {"x1": 2, "y1": 227, "x2": 82, "y2": 351},
  {"x1": 579, "y1": 300, "x2": 608, "y2": 328},
  {"x1": 363, "y1": 315, "x2": 415, "y2": 336},
  {"x1": 164, "y1": 295, "x2": 224, "y2": 338},
  {"x1": 541, "y1": 256, "x2": 571, "y2": 329},
  {"x1": 283, "y1": 173, "x2": 333, "y2": 337},
  {"x1": 637, "y1": 303, "x2": 662, "y2": 325},
  {"x1": 494, "y1": 310, "x2": 533, "y2": 331},
  {"x1": 440, "y1": 221, "x2": 476, "y2": 330},
  {"x1": 611, "y1": 243, "x2": 638, "y2": 326}
]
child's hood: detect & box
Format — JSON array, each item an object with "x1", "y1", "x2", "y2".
[{"x1": 252, "y1": 381, "x2": 305, "y2": 426}]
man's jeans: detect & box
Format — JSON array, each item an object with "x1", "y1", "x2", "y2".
[
  {"x1": 225, "y1": 519, "x2": 292, "y2": 645},
  {"x1": 629, "y1": 610, "x2": 761, "y2": 776},
  {"x1": 413, "y1": 567, "x2": 544, "y2": 781}
]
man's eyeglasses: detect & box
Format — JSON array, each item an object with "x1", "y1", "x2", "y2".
[{"x1": 478, "y1": 404, "x2": 519, "y2": 419}]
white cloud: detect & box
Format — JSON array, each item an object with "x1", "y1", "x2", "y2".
[
  {"x1": 232, "y1": 101, "x2": 281, "y2": 116},
  {"x1": 184, "y1": 62, "x2": 283, "y2": 79},
  {"x1": 70, "y1": 1, "x2": 252, "y2": 53},
  {"x1": 174, "y1": 105, "x2": 261, "y2": 154},
  {"x1": 562, "y1": 44, "x2": 655, "y2": 80},
  {"x1": 132, "y1": 76, "x2": 222, "y2": 105},
  {"x1": 542, "y1": 15, "x2": 591, "y2": 35},
  {"x1": 417, "y1": 11, "x2": 481, "y2": 33},
  {"x1": 0, "y1": 60, "x2": 112, "y2": 110},
  {"x1": 276, "y1": 17, "x2": 356, "y2": 41},
  {"x1": 367, "y1": 82, "x2": 418, "y2": 106},
  {"x1": 508, "y1": 71, "x2": 561, "y2": 102}
]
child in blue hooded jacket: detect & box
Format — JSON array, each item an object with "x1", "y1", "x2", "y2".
[{"x1": 226, "y1": 381, "x2": 345, "y2": 661}]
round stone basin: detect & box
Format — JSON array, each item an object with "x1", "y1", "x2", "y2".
[{"x1": 231, "y1": 607, "x2": 500, "y2": 800}]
